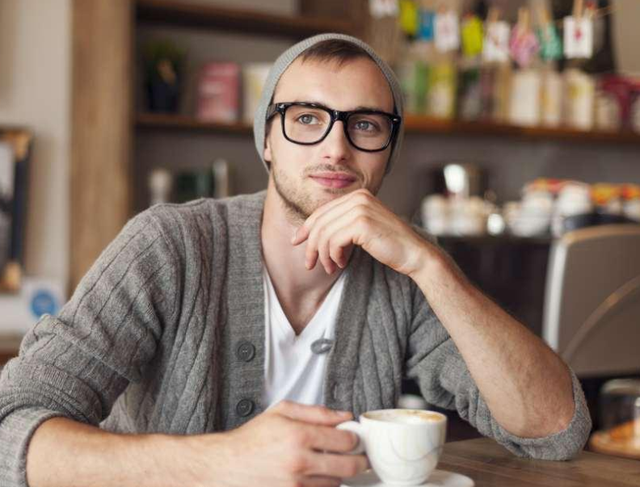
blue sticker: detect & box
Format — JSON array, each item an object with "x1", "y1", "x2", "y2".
[
  {"x1": 30, "y1": 289, "x2": 59, "y2": 318},
  {"x1": 419, "y1": 10, "x2": 435, "y2": 41}
]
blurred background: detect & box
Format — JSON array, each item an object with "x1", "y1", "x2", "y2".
[{"x1": 1, "y1": 0, "x2": 640, "y2": 456}]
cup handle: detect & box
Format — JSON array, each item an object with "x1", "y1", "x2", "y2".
[{"x1": 336, "y1": 421, "x2": 366, "y2": 455}]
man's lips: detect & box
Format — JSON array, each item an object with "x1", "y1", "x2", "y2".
[{"x1": 309, "y1": 172, "x2": 357, "y2": 189}]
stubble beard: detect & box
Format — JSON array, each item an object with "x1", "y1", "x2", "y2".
[
  {"x1": 271, "y1": 158, "x2": 376, "y2": 226},
  {"x1": 272, "y1": 162, "x2": 325, "y2": 225}
]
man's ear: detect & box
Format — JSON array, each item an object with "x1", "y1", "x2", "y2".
[{"x1": 264, "y1": 136, "x2": 272, "y2": 163}]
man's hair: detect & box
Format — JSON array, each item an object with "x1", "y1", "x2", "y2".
[{"x1": 297, "y1": 39, "x2": 374, "y2": 66}]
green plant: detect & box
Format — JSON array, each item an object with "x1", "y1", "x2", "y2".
[{"x1": 142, "y1": 39, "x2": 186, "y2": 84}]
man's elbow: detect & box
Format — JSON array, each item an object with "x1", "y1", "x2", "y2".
[
  {"x1": 550, "y1": 398, "x2": 577, "y2": 436},
  {"x1": 525, "y1": 407, "x2": 592, "y2": 461}
]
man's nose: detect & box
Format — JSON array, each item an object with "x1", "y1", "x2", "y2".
[{"x1": 320, "y1": 121, "x2": 351, "y2": 162}]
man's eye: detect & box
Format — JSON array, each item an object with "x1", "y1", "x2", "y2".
[
  {"x1": 354, "y1": 120, "x2": 378, "y2": 132},
  {"x1": 298, "y1": 114, "x2": 319, "y2": 125}
]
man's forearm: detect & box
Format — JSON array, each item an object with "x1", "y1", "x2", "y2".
[
  {"x1": 27, "y1": 417, "x2": 209, "y2": 487},
  {"x1": 410, "y1": 247, "x2": 575, "y2": 438}
]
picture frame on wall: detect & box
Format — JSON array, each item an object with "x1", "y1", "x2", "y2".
[{"x1": 0, "y1": 127, "x2": 33, "y2": 293}]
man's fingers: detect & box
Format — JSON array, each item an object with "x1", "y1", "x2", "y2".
[
  {"x1": 317, "y1": 209, "x2": 368, "y2": 269},
  {"x1": 293, "y1": 189, "x2": 374, "y2": 246},
  {"x1": 301, "y1": 424, "x2": 360, "y2": 454},
  {"x1": 306, "y1": 451, "x2": 369, "y2": 479},
  {"x1": 294, "y1": 201, "x2": 345, "y2": 247},
  {"x1": 275, "y1": 401, "x2": 352, "y2": 425},
  {"x1": 304, "y1": 203, "x2": 362, "y2": 268},
  {"x1": 297, "y1": 191, "x2": 357, "y2": 237},
  {"x1": 293, "y1": 224, "x2": 311, "y2": 245},
  {"x1": 267, "y1": 403, "x2": 366, "y2": 483},
  {"x1": 301, "y1": 476, "x2": 342, "y2": 487},
  {"x1": 316, "y1": 231, "x2": 338, "y2": 274}
]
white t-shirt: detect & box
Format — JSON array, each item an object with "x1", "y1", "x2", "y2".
[{"x1": 262, "y1": 267, "x2": 347, "y2": 408}]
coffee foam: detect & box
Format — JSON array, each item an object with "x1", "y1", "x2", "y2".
[{"x1": 365, "y1": 410, "x2": 444, "y2": 425}]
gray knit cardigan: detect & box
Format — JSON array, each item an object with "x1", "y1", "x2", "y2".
[{"x1": 0, "y1": 192, "x2": 592, "y2": 486}]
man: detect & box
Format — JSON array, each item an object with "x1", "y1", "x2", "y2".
[{"x1": 0, "y1": 34, "x2": 590, "y2": 487}]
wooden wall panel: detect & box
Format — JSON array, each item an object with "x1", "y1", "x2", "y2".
[{"x1": 71, "y1": 0, "x2": 133, "y2": 290}]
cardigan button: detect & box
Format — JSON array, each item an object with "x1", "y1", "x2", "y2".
[
  {"x1": 331, "y1": 383, "x2": 339, "y2": 402},
  {"x1": 236, "y1": 398, "x2": 255, "y2": 417},
  {"x1": 236, "y1": 341, "x2": 256, "y2": 362}
]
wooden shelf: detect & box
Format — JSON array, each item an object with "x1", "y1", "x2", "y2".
[
  {"x1": 136, "y1": 112, "x2": 640, "y2": 145},
  {"x1": 137, "y1": 112, "x2": 253, "y2": 134},
  {"x1": 404, "y1": 115, "x2": 640, "y2": 145},
  {"x1": 135, "y1": 0, "x2": 355, "y2": 38}
]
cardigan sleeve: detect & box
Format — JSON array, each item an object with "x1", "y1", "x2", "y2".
[
  {"x1": 404, "y1": 281, "x2": 592, "y2": 461},
  {"x1": 0, "y1": 208, "x2": 179, "y2": 487}
]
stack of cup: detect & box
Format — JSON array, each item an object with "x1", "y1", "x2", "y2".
[
  {"x1": 552, "y1": 182, "x2": 593, "y2": 237},
  {"x1": 505, "y1": 190, "x2": 554, "y2": 237},
  {"x1": 421, "y1": 195, "x2": 490, "y2": 237},
  {"x1": 421, "y1": 195, "x2": 449, "y2": 236}
]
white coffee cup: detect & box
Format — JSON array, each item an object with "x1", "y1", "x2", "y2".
[{"x1": 338, "y1": 409, "x2": 447, "y2": 486}]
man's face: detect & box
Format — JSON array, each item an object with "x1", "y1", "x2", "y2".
[{"x1": 264, "y1": 57, "x2": 394, "y2": 222}]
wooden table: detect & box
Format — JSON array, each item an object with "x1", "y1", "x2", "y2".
[{"x1": 440, "y1": 438, "x2": 640, "y2": 486}]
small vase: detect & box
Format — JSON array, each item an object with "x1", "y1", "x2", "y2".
[{"x1": 146, "y1": 78, "x2": 180, "y2": 113}]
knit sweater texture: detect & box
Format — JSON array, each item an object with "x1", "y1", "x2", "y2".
[{"x1": 0, "y1": 191, "x2": 592, "y2": 486}]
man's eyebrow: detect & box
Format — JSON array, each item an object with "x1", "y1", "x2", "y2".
[
  {"x1": 352, "y1": 105, "x2": 388, "y2": 112},
  {"x1": 293, "y1": 99, "x2": 388, "y2": 112}
]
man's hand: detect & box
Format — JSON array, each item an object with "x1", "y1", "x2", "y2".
[
  {"x1": 291, "y1": 189, "x2": 430, "y2": 277},
  {"x1": 189, "y1": 401, "x2": 367, "y2": 487}
]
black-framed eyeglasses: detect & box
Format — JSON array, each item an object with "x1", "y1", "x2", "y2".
[{"x1": 266, "y1": 102, "x2": 402, "y2": 153}]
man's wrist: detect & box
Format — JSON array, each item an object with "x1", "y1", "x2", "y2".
[
  {"x1": 172, "y1": 430, "x2": 233, "y2": 487},
  {"x1": 407, "y1": 241, "x2": 448, "y2": 285},
  {"x1": 142, "y1": 433, "x2": 192, "y2": 486},
  {"x1": 108, "y1": 432, "x2": 191, "y2": 487}
]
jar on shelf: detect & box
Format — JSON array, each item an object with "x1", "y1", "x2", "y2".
[{"x1": 564, "y1": 68, "x2": 595, "y2": 131}]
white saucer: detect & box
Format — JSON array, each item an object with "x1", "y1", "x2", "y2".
[{"x1": 341, "y1": 469, "x2": 474, "y2": 487}]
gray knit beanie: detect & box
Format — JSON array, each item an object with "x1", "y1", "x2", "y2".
[{"x1": 253, "y1": 33, "x2": 404, "y2": 175}]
